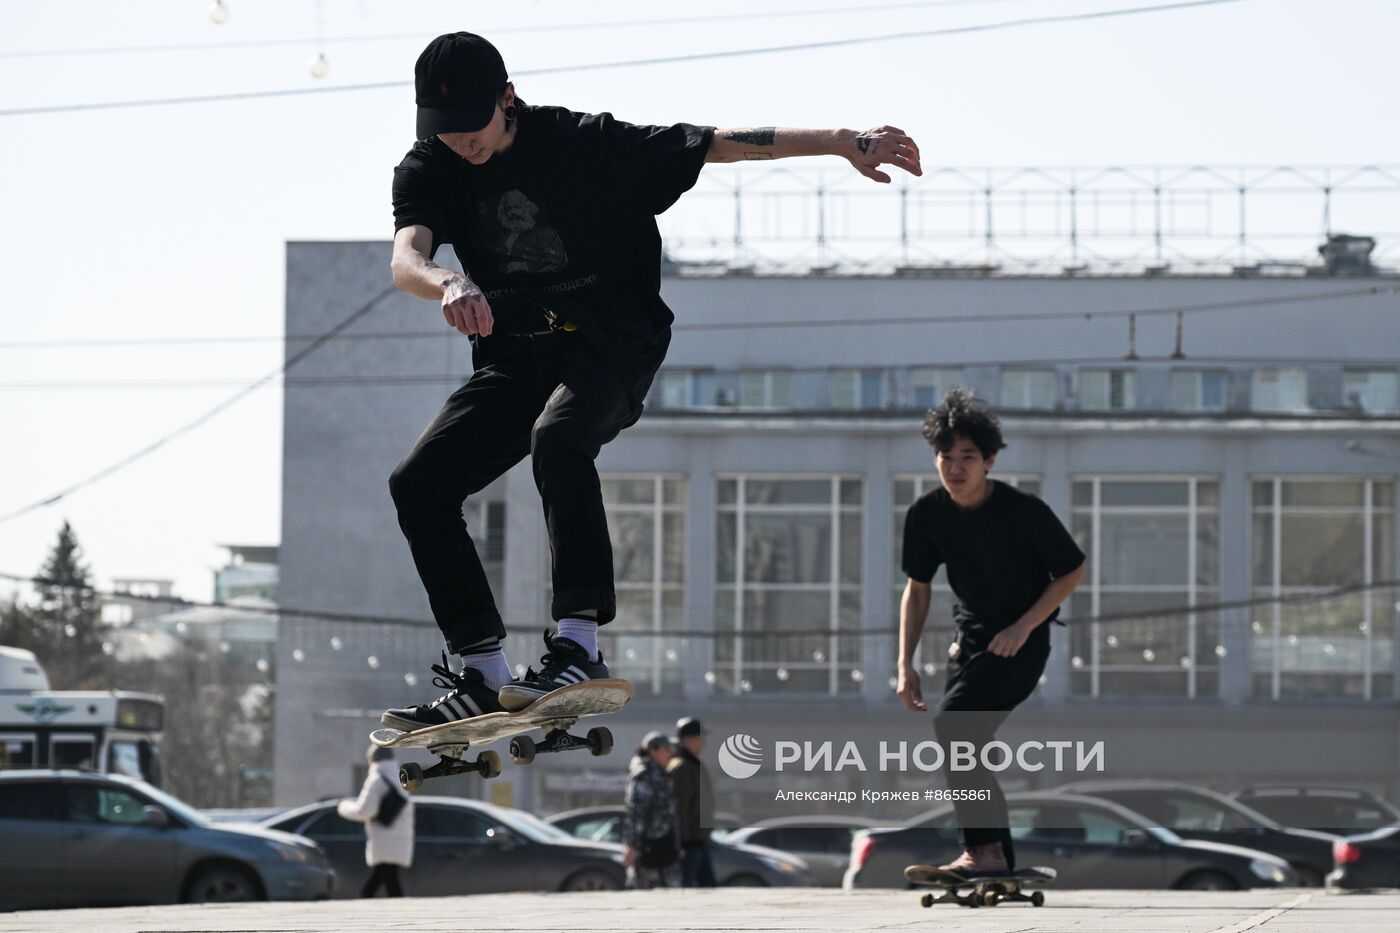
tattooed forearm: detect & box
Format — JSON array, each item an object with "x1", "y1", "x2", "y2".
[{"x1": 723, "y1": 127, "x2": 777, "y2": 146}]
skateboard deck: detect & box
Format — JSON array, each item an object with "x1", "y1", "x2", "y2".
[
  {"x1": 905, "y1": 865, "x2": 1055, "y2": 908},
  {"x1": 370, "y1": 679, "x2": 633, "y2": 790}
]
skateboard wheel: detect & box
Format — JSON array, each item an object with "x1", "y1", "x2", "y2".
[
  {"x1": 476, "y1": 750, "x2": 502, "y2": 779},
  {"x1": 586, "y1": 726, "x2": 613, "y2": 757},
  {"x1": 982, "y1": 891, "x2": 1000, "y2": 907},
  {"x1": 399, "y1": 762, "x2": 424, "y2": 793},
  {"x1": 919, "y1": 893, "x2": 933, "y2": 908},
  {"x1": 966, "y1": 894, "x2": 980, "y2": 908},
  {"x1": 1031, "y1": 891, "x2": 1045, "y2": 907},
  {"x1": 510, "y1": 735, "x2": 537, "y2": 765}
]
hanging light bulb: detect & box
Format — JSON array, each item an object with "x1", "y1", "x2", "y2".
[
  {"x1": 208, "y1": 1, "x2": 230, "y2": 25},
  {"x1": 309, "y1": 53, "x2": 330, "y2": 79}
]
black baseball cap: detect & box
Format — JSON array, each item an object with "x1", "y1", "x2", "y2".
[
  {"x1": 414, "y1": 32, "x2": 508, "y2": 139},
  {"x1": 675, "y1": 717, "x2": 707, "y2": 739}
]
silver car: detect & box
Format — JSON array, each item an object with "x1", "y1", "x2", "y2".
[
  {"x1": 726, "y1": 816, "x2": 876, "y2": 887},
  {"x1": 0, "y1": 770, "x2": 333, "y2": 910},
  {"x1": 844, "y1": 792, "x2": 1296, "y2": 890},
  {"x1": 264, "y1": 797, "x2": 626, "y2": 896}
]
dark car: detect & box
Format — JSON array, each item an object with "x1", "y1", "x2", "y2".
[
  {"x1": 844, "y1": 792, "x2": 1296, "y2": 891},
  {"x1": 1331, "y1": 826, "x2": 1400, "y2": 889},
  {"x1": 0, "y1": 770, "x2": 333, "y2": 910},
  {"x1": 546, "y1": 805, "x2": 815, "y2": 886},
  {"x1": 726, "y1": 816, "x2": 876, "y2": 887},
  {"x1": 264, "y1": 797, "x2": 624, "y2": 896},
  {"x1": 1055, "y1": 780, "x2": 1340, "y2": 887},
  {"x1": 1234, "y1": 786, "x2": 1400, "y2": 838}
]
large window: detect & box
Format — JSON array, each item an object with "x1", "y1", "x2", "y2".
[
  {"x1": 716, "y1": 477, "x2": 863, "y2": 694},
  {"x1": 908, "y1": 367, "x2": 964, "y2": 409},
  {"x1": 1344, "y1": 369, "x2": 1400, "y2": 413},
  {"x1": 1252, "y1": 368, "x2": 1308, "y2": 413},
  {"x1": 829, "y1": 369, "x2": 887, "y2": 410},
  {"x1": 1251, "y1": 478, "x2": 1395, "y2": 699},
  {"x1": 892, "y1": 475, "x2": 1041, "y2": 695},
  {"x1": 602, "y1": 477, "x2": 686, "y2": 695},
  {"x1": 1077, "y1": 369, "x2": 1137, "y2": 412},
  {"x1": 739, "y1": 370, "x2": 793, "y2": 409},
  {"x1": 1000, "y1": 368, "x2": 1059, "y2": 410},
  {"x1": 466, "y1": 499, "x2": 506, "y2": 605},
  {"x1": 1069, "y1": 478, "x2": 1221, "y2": 698},
  {"x1": 543, "y1": 477, "x2": 685, "y2": 695},
  {"x1": 1170, "y1": 369, "x2": 1227, "y2": 413}
]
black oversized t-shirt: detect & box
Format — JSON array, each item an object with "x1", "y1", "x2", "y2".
[
  {"x1": 901, "y1": 481, "x2": 1084, "y2": 644},
  {"x1": 391, "y1": 104, "x2": 714, "y2": 394}
]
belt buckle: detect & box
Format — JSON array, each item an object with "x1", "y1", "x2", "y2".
[{"x1": 543, "y1": 307, "x2": 578, "y2": 332}]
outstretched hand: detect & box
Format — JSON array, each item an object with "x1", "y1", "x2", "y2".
[{"x1": 847, "y1": 125, "x2": 922, "y2": 184}]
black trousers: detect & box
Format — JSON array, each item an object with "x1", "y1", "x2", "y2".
[
  {"x1": 389, "y1": 331, "x2": 643, "y2": 653},
  {"x1": 932, "y1": 630, "x2": 1050, "y2": 871},
  {"x1": 360, "y1": 863, "x2": 404, "y2": 897}
]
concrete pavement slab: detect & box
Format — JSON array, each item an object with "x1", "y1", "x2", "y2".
[{"x1": 2, "y1": 889, "x2": 1397, "y2": 933}]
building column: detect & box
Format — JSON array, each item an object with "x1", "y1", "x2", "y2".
[
  {"x1": 860, "y1": 434, "x2": 894, "y2": 702},
  {"x1": 684, "y1": 436, "x2": 716, "y2": 701},
  {"x1": 1040, "y1": 437, "x2": 1071, "y2": 704},
  {"x1": 1219, "y1": 442, "x2": 1251, "y2": 702}
]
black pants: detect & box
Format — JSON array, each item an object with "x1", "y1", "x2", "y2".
[
  {"x1": 360, "y1": 863, "x2": 404, "y2": 897},
  {"x1": 932, "y1": 630, "x2": 1050, "y2": 871},
  {"x1": 389, "y1": 331, "x2": 643, "y2": 653}
]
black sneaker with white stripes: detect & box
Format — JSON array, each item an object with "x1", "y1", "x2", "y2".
[
  {"x1": 497, "y1": 631, "x2": 610, "y2": 712},
  {"x1": 380, "y1": 654, "x2": 506, "y2": 732}
]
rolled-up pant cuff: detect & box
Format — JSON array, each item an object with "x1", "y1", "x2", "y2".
[
  {"x1": 551, "y1": 588, "x2": 616, "y2": 624},
  {"x1": 441, "y1": 610, "x2": 508, "y2": 654}
]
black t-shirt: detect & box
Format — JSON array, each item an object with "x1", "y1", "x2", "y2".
[
  {"x1": 901, "y1": 481, "x2": 1085, "y2": 642},
  {"x1": 392, "y1": 104, "x2": 714, "y2": 392}
]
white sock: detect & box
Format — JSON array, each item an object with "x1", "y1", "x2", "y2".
[
  {"x1": 556, "y1": 618, "x2": 599, "y2": 662},
  {"x1": 458, "y1": 641, "x2": 512, "y2": 692}
]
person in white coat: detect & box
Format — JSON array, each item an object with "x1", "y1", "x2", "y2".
[{"x1": 337, "y1": 746, "x2": 416, "y2": 897}]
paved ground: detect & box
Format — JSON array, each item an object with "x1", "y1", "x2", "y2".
[{"x1": 2, "y1": 888, "x2": 1397, "y2": 932}]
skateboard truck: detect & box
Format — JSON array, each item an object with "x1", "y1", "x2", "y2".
[
  {"x1": 507, "y1": 719, "x2": 613, "y2": 765},
  {"x1": 399, "y1": 746, "x2": 502, "y2": 792}
]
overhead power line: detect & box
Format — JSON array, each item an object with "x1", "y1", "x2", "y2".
[
  {"x1": 0, "y1": 284, "x2": 1389, "y2": 351},
  {"x1": 0, "y1": 1, "x2": 1030, "y2": 59},
  {"x1": 0, "y1": 285, "x2": 398, "y2": 527},
  {"x1": 0, "y1": 570, "x2": 1393, "y2": 637},
  {"x1": 0, "y1": 0, "x2": 1245, "y2": 117}
]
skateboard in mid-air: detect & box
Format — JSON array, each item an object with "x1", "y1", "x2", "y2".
[
  {"x1": 370, "y1": 679, "x2": 633, "y2": 791},
  {"x1": 904, "y1": 864, "x2": 1056, "y2": 908}
]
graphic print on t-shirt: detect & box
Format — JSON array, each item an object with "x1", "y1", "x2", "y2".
[{"x1": 472, "y1": 189, "x2": 568, "y2": 275}]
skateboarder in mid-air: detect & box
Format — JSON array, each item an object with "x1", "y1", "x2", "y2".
[
  {"x1": 382, "y1": 32, "x2": 923, "y2": 730},
  {"x1": 896, "y1": 390, "x2": 1086, "y2": 876}
]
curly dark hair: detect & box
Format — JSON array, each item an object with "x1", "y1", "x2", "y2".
[{"x1": 921, "y1": 388, "x2": 1006, "y2": 458}]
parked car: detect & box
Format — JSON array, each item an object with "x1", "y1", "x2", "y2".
[
  {"x1": 843, "y1": 791, "x2": 1296, "y2": 891},
  {"x1": 0, "y1": 770, "x2": 333, "y2": 910},
  {"x1": 201, "y1": 807, "x2": 287, "y2": 825},
  {"x1": 726, "y1": 815, "x2": 875, "y2": 887},
  {"x1": 1233, "y1": 786, "x2": 1400, "y2": 838},
  {"x1": 1331, "y1": 826, "x2": 1400, "y2": 889},
  {"x1": 1055, "y1": 780, "x2": 1339, "y2": 886},
  {"x1": 264, "y1": 797, "x2": 625, "y2": 897},
  {"x1": 546, "y1": 805, "x2": 815, "y2": 886}
]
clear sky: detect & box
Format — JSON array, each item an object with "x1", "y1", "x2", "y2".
[{"x1": 1, "y1": 0, "x2": 1396, "y2": 603}]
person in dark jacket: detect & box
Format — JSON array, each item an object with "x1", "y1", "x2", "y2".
[
  {"x1": 666, "y1": 717, "x2": 717, "y2": 887},
  {"x1": 622, "y1": 731, "x2": 682, "y2": 889}
]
